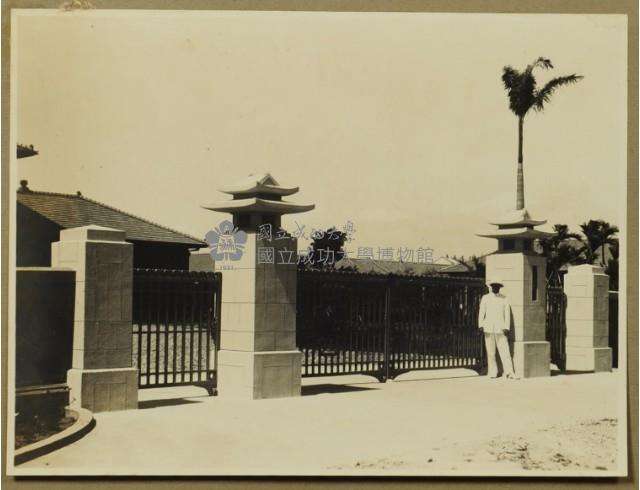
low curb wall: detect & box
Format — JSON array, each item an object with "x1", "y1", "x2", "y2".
[{"x1": 14, "y1": 407, "x2": 95, "y2": 465}]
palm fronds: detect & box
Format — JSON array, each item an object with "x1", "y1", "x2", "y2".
[
  {"x1": 501, "y1": 66, "x2": 520, "y2": 89},
  {"x1": 526, "y1": 57, "x2": 554, "y2": 74},
  {"x1": 501, "y1": 57, "x2": 582, "y2": 118},
  {"x1": 533, "y1": 75, "x2": 583, "y2": 111}
]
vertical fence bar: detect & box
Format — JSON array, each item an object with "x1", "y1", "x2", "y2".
[
  {"x1": 163, "y1": 275, "x2": 170, "y2": 385},
  {"x1": 188, "y1": 277, "x2": 196, "y2": 382},
  {"x1": 197, "y1": 278, "x2": 204, "y2": 382},
  {"x1": 136, "y1": 273, "x2": 143, "y2": 386},
  {"x1": 154, "y1": 274, "x2": 161, "y2": 385},
  {"x1": 213, "y1": 274, "x2": 222, "y2": 385},
  {"x1": 383, "y1": 278, "x2": 392, "y2": 381},
  {"x1": 180, "y1": 277, "x2": 187, "y2": 383},
  {"x1": 145, "y1": 273, "x2": 152, "y2": 386},
  {"x1": 172, "y1": 274, "x2": 179, "y2": 385}
]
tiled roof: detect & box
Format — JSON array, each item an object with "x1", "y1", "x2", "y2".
[
  {"x1": 433, "y1": 256, "x2": 459, "y2": 266},
  {"x1": 301, "y1": 267, "x2": 482, "y2": 283},
  {"x1": 17, "y1": 187, "x2": 206, "y2": 247},
  {"x1": 438, "y1": 262, "x2": 471, "y2": 273}
]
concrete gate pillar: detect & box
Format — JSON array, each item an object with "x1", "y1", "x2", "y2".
[
  {"x1": 216, "y1": 234, "x2": 301, "y2": 399},
  {"x1": 51, "y1": 225, "x2": 138, "y2": 412},
  {"x1": 478, "y1": 209, "x2": 553, "y2": 378},
  {"x1": 564, "y1": 264, "x2": 612, "y2": 372},
  {"x1": 202, "y1": 173, "x2": 314, "y2": 399},
  {"x1": 485, "y1": 252, "x2": 550, "y2": 378}
]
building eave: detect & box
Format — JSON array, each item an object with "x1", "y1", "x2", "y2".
[
  {"x1": 202, "y1": 197, "x2": 315, "y2": 215},
  {"x1": 218, "y1": 172, "x2": 299, "y2": 197},
  {"x1": 488, "y1": 208, "x2": 547, "y2": 227},
  {"x1": 476, "y1": 228, "x2": 556, "y2": 239}
]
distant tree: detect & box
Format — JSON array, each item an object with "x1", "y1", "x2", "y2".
[
  {"x1": 604, "y1": 238, "x2": 619, "y2": 291},
  {"x1": 578, "y1": 220, "x2": 619, "y2": 267},
  {"x1": 501, "y1": 57, "x2": 582, "y2": 210},
  {"x1": 539, "y1": 224, "x2": 584, "y2": 286},
  {"x1": 538, "y1": 221, "x2": 619, "y2": 286},
  {"x1": 467, "y1": 255, "x2": 486, "y2": 279},
  {"x1": 306, "y1": 227, "x2": 347, "y2": 270}
]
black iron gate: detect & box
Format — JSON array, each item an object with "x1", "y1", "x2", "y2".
[
  {"x1": 132, "y1": 269, "x2": 221, "y2": 392},
  {"x1": 297, "y1": 271, "x2": 486, "y2": 381}
]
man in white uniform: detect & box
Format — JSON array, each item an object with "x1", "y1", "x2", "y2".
[{"x1": 478, "y1": 277, "x2": 518, "y2": 379}]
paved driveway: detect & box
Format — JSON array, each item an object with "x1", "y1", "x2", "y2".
[{"x1": 14, "y1": 369, "x2": 624, "y2": 477}]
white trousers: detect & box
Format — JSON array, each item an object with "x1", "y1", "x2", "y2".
[{"x1": 484, "y1": 332, "x2": 515, "y2": 377}]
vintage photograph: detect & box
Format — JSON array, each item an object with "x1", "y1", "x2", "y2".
[{"x1": 6, "y1": 9, "x2": 628, "y2": 476}]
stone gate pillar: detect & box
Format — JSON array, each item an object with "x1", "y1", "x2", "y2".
[
  {"x1": 51, "y1": 225, "x2": 138, "y2": 412},
  {"x1": 564, "y1": 264, "x2": 612, "y2": 371},
  {"x1": 478, "y1": 209, "x2": 553, "y2": 378},
  {"x1": 202, "y1": 173, "x2": 314, "y2": 399}
]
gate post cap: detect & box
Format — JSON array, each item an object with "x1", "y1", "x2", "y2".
[{"x1": 59, "y1": 225, "x2": 127, "y2": 242}]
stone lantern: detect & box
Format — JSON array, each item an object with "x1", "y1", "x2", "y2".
[
  {"x1": 477, "y1": 209, "x2": 555, "y2": 378},
  {"x1": 202, "y1": 173, "x2": 314, "y2": 399},
  {"x1": 203, "y1": 173, "x2": 315, "y2": 231}
]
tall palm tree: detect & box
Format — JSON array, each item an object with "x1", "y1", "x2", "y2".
[
  {"x1": 579, "y1": 220, "x2": 619, "y2": 267},
  {"x1": 502, "y1": 58, "x2": 583, "y2": 210}
]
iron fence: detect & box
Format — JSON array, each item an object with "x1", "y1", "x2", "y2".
[
  {"x1": 132, "y1": 269, "x2": 221, "y2": 392},
  {"x1": 129, "y1": 268, "x2": 618, "y2": 388},
  {"x1": 545, "y1": 286, "x2": 566, "y2": 371}
]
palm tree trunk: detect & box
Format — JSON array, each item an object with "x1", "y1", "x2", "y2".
[{"x1": 516, "y1": 116, "x2": 525, "y2": 210}]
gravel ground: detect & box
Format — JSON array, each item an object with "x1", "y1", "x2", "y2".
[
  {"x1": 486, "y1": 417, "x2": 618, "y2": 471},
  {"x1": 342, "y1": 417, "x2": 618, "y2": 473}
]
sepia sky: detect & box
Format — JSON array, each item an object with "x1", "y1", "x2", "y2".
[{"x1": 13, "y1": 11, "x2": 627, "y2": 259}]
